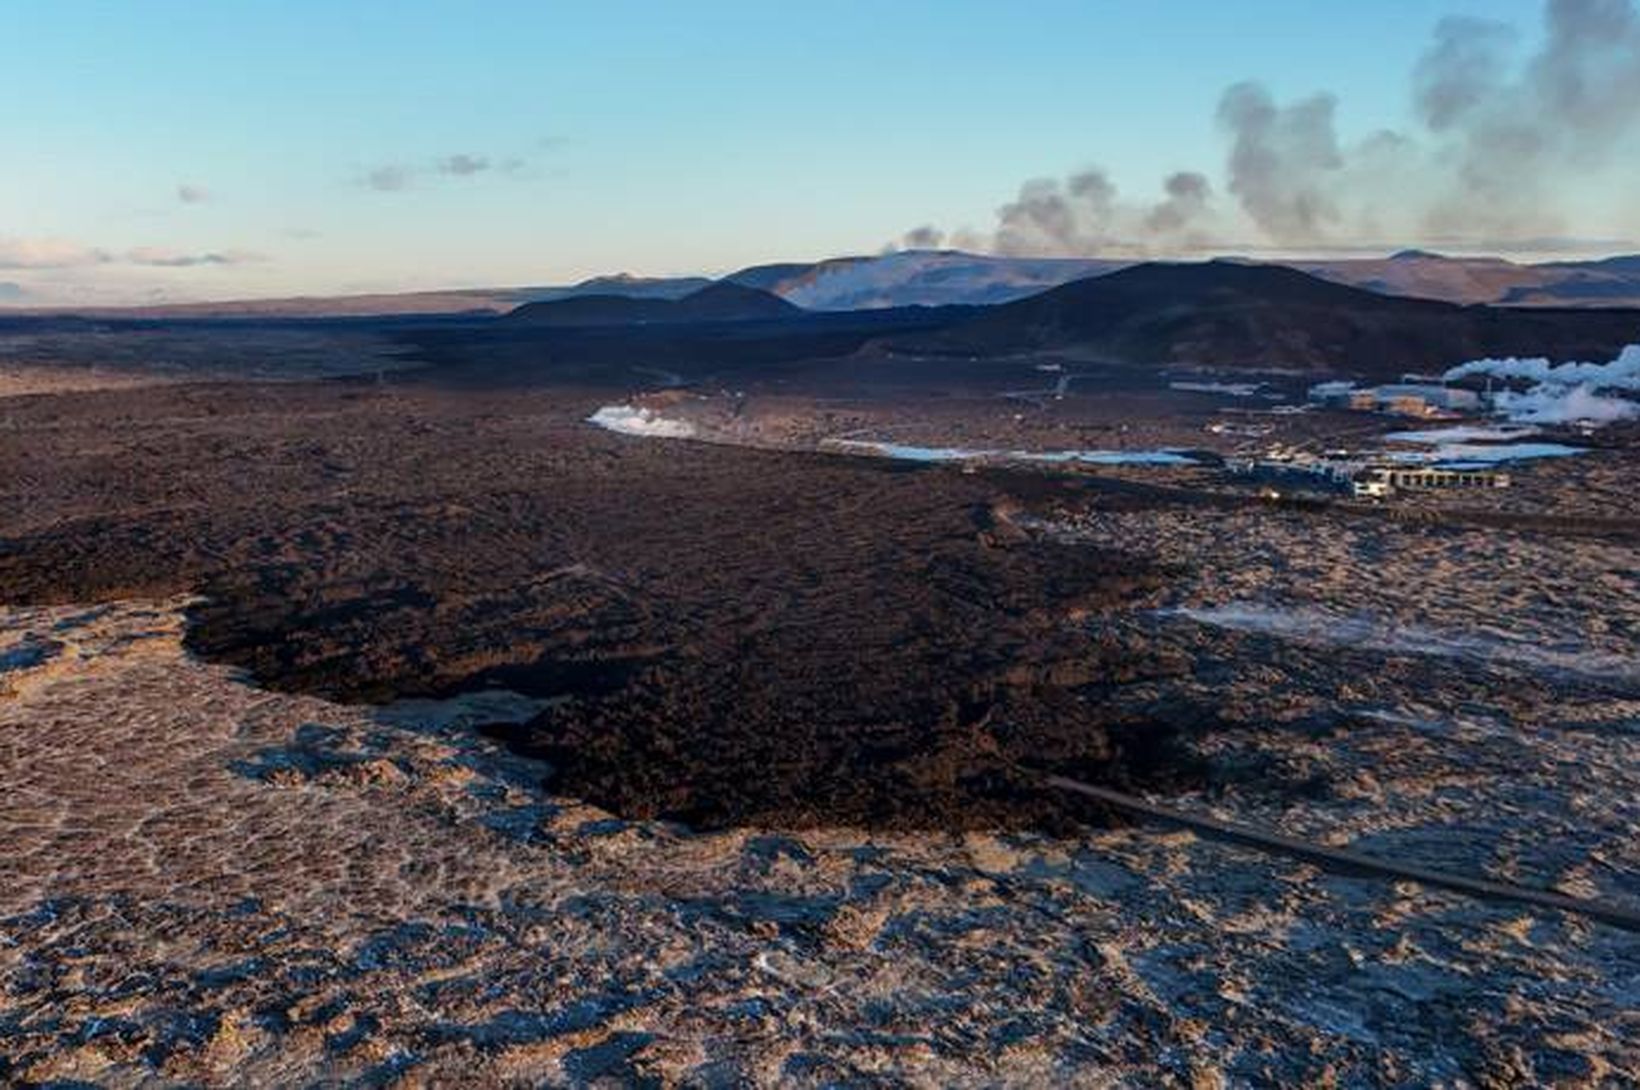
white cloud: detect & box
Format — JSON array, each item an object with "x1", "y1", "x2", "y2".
[
  {"x1": 359, "y1": 151, "x2": 531, "y2": 192},
  {"x1": 124, "y1": 246, "x2": 263, "y2": 268},
  {"x1": 0, "y1": 236, "x2": 111, "y2": 269}
]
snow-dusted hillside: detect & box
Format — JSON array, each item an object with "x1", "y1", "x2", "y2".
[{"x1": 731, "y1": 250, "x2": 1126, "y2": 310}]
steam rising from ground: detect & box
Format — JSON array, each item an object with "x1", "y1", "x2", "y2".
[
  {"x1": 1445, "y1": 343, "x2": 1640, "y2": 423},
  {"x1": 902, "y1": 0, "x2": 1640, "y2": 255},
  {"x1": 586, "y1": 404, "x2": 697, "y2": 438}
]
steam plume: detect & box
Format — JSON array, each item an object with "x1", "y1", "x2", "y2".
[
  {"x1": 987, "y1": 169, "x2": 1218, "y2": 256},
  {"x1": 1445, "y1": 343, "x2": 1640, "y2": 424},
  {"x1": 900, "y1": 0, "x2": 1640, "y2": 255}
]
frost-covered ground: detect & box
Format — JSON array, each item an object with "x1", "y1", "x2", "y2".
[
  {"x1": 3, "y1": 593, "x2": 1636, "y2": 1086},
  {"x1": 1038, "y1": 500, "x2": 1640, "y2": 914}
]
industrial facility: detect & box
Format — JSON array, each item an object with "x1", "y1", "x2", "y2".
[
  {"x1": 1308, "y1": 381, "x2": 1484, "y2": 418},
  {"x1": 1227, "y1": 452, "x2": 1509, "y2": 499}
]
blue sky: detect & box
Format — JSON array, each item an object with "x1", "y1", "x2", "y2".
[{"x1": 6, "y1": 0, "x2": 1630, "y2": 304}]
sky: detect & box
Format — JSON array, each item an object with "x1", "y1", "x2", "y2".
[{"x1": 3, "y1": 0, "x2": 1635, "y2": 305}]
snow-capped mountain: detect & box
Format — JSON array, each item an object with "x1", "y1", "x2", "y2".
[{"x1": 728, "y1": 250, "x2": 1128, "y2": 310}]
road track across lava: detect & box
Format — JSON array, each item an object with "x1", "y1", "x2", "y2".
[{"x1": 1044, "y1": 775, "x2": 1640, "y2": 933}]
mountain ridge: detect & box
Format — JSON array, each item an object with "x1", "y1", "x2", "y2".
[
  {"x1": 913, "y1": 260, "x2": 1640, "y2": 378},
  {"x1": 503, "y1": 280, "x2": 800, "y2": 326},
  {"x1": 10, "y1": 248, "x2": 1640, "y2": 319}
]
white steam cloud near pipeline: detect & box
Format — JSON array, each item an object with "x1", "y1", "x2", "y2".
[{"x1": 1443, "y1": 343, "x2": 1640, "y2": 424}]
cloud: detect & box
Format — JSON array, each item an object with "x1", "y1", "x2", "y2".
[
  {"x1": 1, "y1": 236, "x2": 266, "y2": 273},
  {"x1": 437, "y1": 153, "x2": 490, "y2": 176},
  {"x1": 176, "y1": 183, "x2": 211, "y2": 204},
  {"x1": 359, "y1": 150, "x2": 534, "y2": 192},
  {"x1": 363, "y1": 164, "x2": 414, "y2": 192},
  {"x1": 0, "y1": 237, "x2": 112, "y2": 269},
  {"x1": 124, "y1": 246, "x2": 264, "y2": 267},
  {"x1": 0, "y1": 281, "x2": 24, "y2": 301}
]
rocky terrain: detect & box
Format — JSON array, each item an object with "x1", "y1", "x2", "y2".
[{"x1": 2, "y1": 324, "x2": 1637, "y2": 1084}]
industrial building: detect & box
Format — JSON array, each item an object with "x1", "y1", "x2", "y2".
[
  {"x1": 1307, "y1": 382, "x2": 1483, "y2": 418},
  {"x1": 1358, "y1": 464, "x2": 1510, "y2": 491},
  {"x1": 1227, "y1": 454, "x2": 1508, "y2": 499}
]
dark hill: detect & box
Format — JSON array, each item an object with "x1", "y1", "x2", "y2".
[
  {"x1": 925, "y1": 260, "x2": 1640, "y2": 378},
  {"x1": 505, "y1": 281, "x2": 799, "y2": 326},
  {"x1": 503, "y1": 293, "x2": 675, "y2": 326},
  {"x1": 674, "y1": 280, "x2": 802, "y2": 320}
]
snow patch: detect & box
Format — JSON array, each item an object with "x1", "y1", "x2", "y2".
[{"x1": 776, "y1": 251, "x2": 1117, "y2": 310}]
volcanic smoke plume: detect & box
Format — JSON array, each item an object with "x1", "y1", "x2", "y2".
[{"x1": 903, "y1": 0, "x2": 1640, "y2": 255}]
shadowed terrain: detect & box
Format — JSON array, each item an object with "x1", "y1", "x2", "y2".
[
  {"x1": 918, "y1": 261, "x2": 1640, "y2": 377},
  {"x1": 2, "y1": 314, "x2": 1637, "y2": 1084},
  {"x1": 0, "y1": 377, "x2": 1217, "y2": 832}
]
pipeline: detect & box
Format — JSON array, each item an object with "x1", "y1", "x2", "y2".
[{"x1": 1044, "y1": 774, "x2": 1640, "y2": 933}]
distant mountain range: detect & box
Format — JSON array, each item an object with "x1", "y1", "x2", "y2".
[
  {"x1": 11, "y1": 248, "x2": 1640, "y2": 319},
  {"x1": 0, "y1": 274, "x2": 714, "y2": 320},
  {"x1": 913, "y1": 261, "x2": 1640, "y2": 378},
  {"x1": 1291, "y1": 250, "x2": 1640, "y2": 309},
  {"x1": 727, "y1": 248, "x2": 1640, "y2": 311},
  {"x1": 504, "y1": 281, "x2": 800, "y2": 326}
]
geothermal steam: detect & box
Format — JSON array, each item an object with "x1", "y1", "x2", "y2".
[
  {"x1": 1445, "y1": 343, "x2": 1640, "y2": 424},
  {"x1": 901, "y1": 0, "x2": 1640, "y2": 255}
]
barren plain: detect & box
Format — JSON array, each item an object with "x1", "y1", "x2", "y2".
[{"x1": 1, "y1": 321, "x2": 1637, "y2": 1086}]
